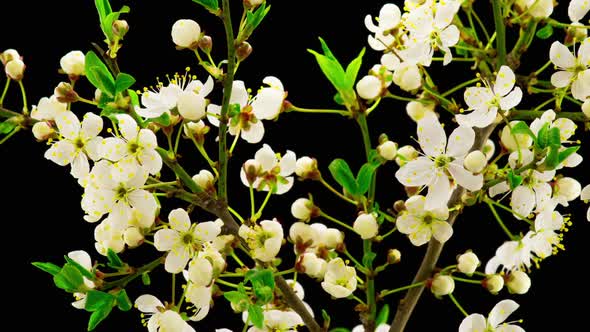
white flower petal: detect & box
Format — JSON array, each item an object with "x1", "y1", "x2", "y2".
[
  {"x1": 55, "y1": 111, "x2": 81, "y2": 140},
  {"x1": 116, "y1": 114, "x2": 139, "y2": 141},
  {"x1": 448, "y1": 163, "x2": 483, "y2": 191},
  {"x1": 446, "y1": 126, "x2": 475, "y2": 158},
  {"x1": 135, "y1": 294, "x2": 164, "y2": 313},
  {"x1": 165, "y1": 244, "x2": 191, "y2": 273},
  {"x1": 551, "y1": 71, "x2": 574, "y2": 88},
  {"x1": 279, "y1": 150, "x2": 296, "y2": 176},
  {"x1": 499, "y1": 87, "x2": 522, "y2": 111},
  {"x1": 569, "y1": 0, "x2": 590, "y2": 22},
  {"x1": 550, "y1": 42, "x2": 576, "y2": 69},
  {"x1": 240, "y1": 121, "x2": 265, "y2": 143},
  {"x1": 395, "y1": 157, "x2": 436, "y2": 187},
  {"x1": 511, "y1": 186, "x2": 536, "y2": 219},
  {"x1": 168, "y1": 208, "x2": 192, "y2": 232},
  {"x1": 230, "y1": 81, "x2": 249, "y2": 108},
  {"x1": 431, "y1": 221, "x2": 453, "y2": 243},
  {"x1": 494, "y1": 66, "x2": 516, "y2": 97},
  {"x1": 488, "y1": 299, "x2": 520, "y2": 328},
  {"x1": 81, "y1": 113, "x2": 103, "y2": 139},
  {"x1": 45, "y1": 140, "x2": 76, "y2": 166},
  {"x1": 459, "y1": 314, "x2": 487, "y2": 332},
  {"x1": 255, "y1": 144, "x2": 277, "y2": 171},
  {"x1": 417, "y1": 116, "x2": 446, "y2": 157},
  {"x1": 425, "y1": 172, "x2": 452, "y2": 210},
  {"x1": 154, "y1": 229, "x2": 180, "y2": 251},
  {"x1": 68, "y1": 250, "x2": 92, "y2": 270}
]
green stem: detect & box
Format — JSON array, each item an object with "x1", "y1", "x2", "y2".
[
  {"x1": 156, "y1": 147, "x2": 202, "y2": 193},
  {"x1": 0, "y1": 127, "x2": 20, "y2": 144},
  {"x1": 451, "y1": 276, "x2": 483, "y2": 285},
  {"x1": 486, "y1": 198, "x2": 534, "y2": 225},
  {"x1": 188, "y1": 133, "x2": 219, "y2": 177},
  {"x1": 492, "y1": 0, "x2": 506, "y2": 67},
  {"x1": 218, "y1": 0, "x2": 237, "y2": 201},
  {"x1": 380, "y1": 282, "x2": 425, "y2": 298},
  {"x1": 448, "y1": 293, "x2": 469, "y2": 317},
  {"x1": 229, "y1": 130, "x2": 240, "y2": 155},
  {"x1": 0, "y1": 106, "x2": 20, "y2": 118},
  {"x1": 342, "y1": 249, "x2": 368, "y2": 274},
  {"x1": 101, "y1": 256, "x2": 163, "y2": 290},
  {"x1": 442, "y1": 77, "x2": 480, "y2": 97},
  {"x1": 141, "y1": 181, "x2": 178, "y2": 190},
  {"x1": 380, "y1": 227, "x2": 397, "y2": 240},
  {"x1": 471, "y1": 9, "x2": 491, "y2": 42},
  {"x1": 0, "y1": 79, "x2": 10, "y2": 106},
  {"x1": 320, "y1": 211, "x2": 356, "y2": 233},
  {"x1": 533, "y1": 60, "x2": 552, "y2": 77},
  {"x1": 216, "y1": 278, "x2": 250, "y2": 290},
  {"x1": 171, "y1": 273, "x2": 176, "y2": 306},
  {"x1": 173, "y1": 121, "x2": 184, "y2": 154},
  {"x1": 486, "y1": 199, "x2": 518, "y2": 240},
  {"x1": 253, "y1": 189, "x2": 273, "y2": 221},
  {"x1": 274, "y1": 268, "x2": 296, "y2": 276},
  {"x1": 319, "y1": 176, "x2": 358, "y2": 205},
  {"x1": 532, "y1": 97, "x2": 556, "y2": 112},
  {"x1": 383, "y1": 92, "x2": 417, "y2": 102},
  {"x1": 228, "y1": 206, "x2": 246, "y2": 223},
  {"x1": 439, "y1": 264, "x2": 457, "y2": 274},
  {"x1": 564, "y1": 95, "x2": 583, "y2": 106},
  {"x1": 286, "y1": 104, "x2": 349, "y2": 116},
  {"x1": 352, "y1": 295, "x2": 367, "y2": 306},
  {"x1": 548, "y1": 19, "x2": 590, "y2": 29},
  {"x1": 231, "y1": 251, "x2": 245, "y2": 267},
  {"x1": 249, "y1": 184, "x2": 256, "y2": 217},
  {"x1": 18, "y1": 81, "x2": 28, "y2": 114}
]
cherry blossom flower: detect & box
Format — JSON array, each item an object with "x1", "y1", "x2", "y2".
[
  {"x1": 456, "y1": 66, "x2": 522, "y2": 128},
  {"x1": 396, "y1": 114, "x2": 483, "y2": 209},
  {"x1": 396, "y1": 195, "x2": 453, "y2": 246},
  {"x1": 485, "y1": 238, "x2": 533, "y2": 274},
  {"x1": 172, "y1": 19, "x2": 201, "y2": 49},
  {"x1": 582, "y1": 184, "x2": 590, "y2": 221},
  {"x1": 321, "y1": 258, "x2": 357, "y2": 298},
  {"x1": 459, "y1": 300, "x2": 524, "y2": 332},
  {"x1": 239, "y1": 219, "x2": 283, "y2": 262},
  {"x1": 240, "y1": 144, "x2": 296, "y2": 194},
  {"x1": 364, "y1": 3, "x2": 402, "y2": 51},
  {"x1": 154, "y1": 208, "x2": 223, "y2": 273},
  {"x1": 526, "y1": 205, "x2": 564, "y2": 259},
  {"x1": 135, "y1": 294, "x2": 195, "y2": 332},
  {"x1": 569, "y1": 0, "x2": 590, "y2": 23},
  {"x1": 44, "y1": 111, "x2": 103, "y2": 180},
  {"x1": 549, "y1": 38, "x2": 590, "y2": 101},
  {"x1": 515, "y1": 0, "x2": 554, "y2": 19},
  {"x1": 67, "y1": 250, "x2": 95, "y2": 309},
  {"x1": 60, "y1": 50, "x2": 85, "y2": 77},
  {"x1": 31, "y1": 95, "x2": 67, "y2": 121}
]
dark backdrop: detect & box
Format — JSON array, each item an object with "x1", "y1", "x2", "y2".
[{"x1": 1, "y1": 0, "x2": 588, "y2": 331}]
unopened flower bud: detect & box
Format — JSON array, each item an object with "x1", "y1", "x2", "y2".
[
  {"x1": 298, "y1": 253, "x2": 327, "y2": 279},
  {"x1": 236, "y1": 41, "x2": 253, "y2": 62},
  {"x1": 245, "y1": 0, "x2": 265, "y2": 9},
  {"x1": 395, "y1": 145, "x2": 418, "y2": 166},
  {"x1": 506, "y1": 270, "x2": 531, "y2": 294},
  {"x1": 501, "y1": 122, "x2": 533, "y2": 151},
  {"x1": 1, "y1": 49, "x2": 20, "y2": 65},
  {"x1": 457, "y1": 251, "x2": 479, "y2": 275},
  {"x1": 430, "y1": 274, "x2": 455, "y2": 297},
  {"x1": 177, "y1": 91, "x2": 207, "y2": 120},
  {"x1": 192, "y1": 170, "x2": 215, "y2": 191},
  {"x1": 377, "y1": 140, "x2": 398, "y2": 161},
  {"x1": 322, "y1": 228, "x2": 344, "y2": 248},
  {"x1": 406, "y1": 100, "x2": 434, "y2": 122},
  {"x1": 172, "y1": 19, "x2": 201, "y2": 49},
  {"x1": 582, "y1": 99, "x2": 590, "y2": 119},
  {"x1": 566, "y1": 22, "x2": 588, "y2": 43},
  {"x1": 94, "y1": 89, "x2": 102, "y2": 102},
  {"x1": 198, "y1": 35, "x2": 213, "y2": 53},
  {"x1": 243, "y1": 160, "x2": 261, "y2": 184},
  {"x1": 295, "y1": 156, "x2": 319, "y2": 180},
  {"x1": 32, "y1": 122, "x2": 55, "y2": 141},
  {"x1": 484, "y1": 274, "x2": 504, "y2": 294},
  {"x1": 124, "y1": 226, "x2": 144, "y2": 248},
  {"x1": 393, "y1": 200, "x2": 406, "y2": 212},
  {"x1": 461, "y1": 191, "x2": 477, "y2": 206},
  {"x1": 463, "y1": 150, "x2": 487, "y2": 173},
  {"x1": 5, "y1": 59, "x2": 25, "y2": 80},
  {"x1": 183, "y1": 120, "x2": 209, "y2": 144},
  {"x1": 112, "y1": 19, "x2": 129, "y2": 39},
  {"x1": 356, "y1": 75, "x2": 382, "y2": 100},
  {"x1": 387, "y1": 249, "x2": 401, "y2": 264},
  {"x1": 353, "y1": 213, "x2": 378, "y2": 239},
  {"x1": 554, "y1": 177, "x2": 582, "y2": 203},
  {"x1": 60, "y1": 51, "x2": 86, "y2": 77},
  {"x1": 291, "y1": 198, "x2": 317, "y2": 221},
  {"x1": 483, "y1": 139, "x2": 495, "y2": 160},
  {"x1": 54, "y1": 82, "x2": 79, "y2": 103}
]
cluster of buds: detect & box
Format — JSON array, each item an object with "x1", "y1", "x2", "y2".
[{"x1": 1, "y1": 49, "x2": 25, "y2": 81}]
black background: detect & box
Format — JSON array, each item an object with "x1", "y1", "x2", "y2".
[{"x1": 1, "y1": 0, "x2": 589, "y2": 331}]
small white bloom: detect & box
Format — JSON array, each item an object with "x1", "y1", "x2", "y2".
[
  {"x1": 177, "y1": 89, "x2": 207, "y2": 121},
  {"x1": 353, "y1": 213, "x2": 379, "y2": 239},
  {"x1": 506, "y1": 270, "x2": 531, "y2": 294},
  {"x1": 135, "y1": 294, "x2": 196, "y2": 332},
  {"x1": 549, "y1": 39, "x2": 590, "y2": 101},
  {"x1": 406, "y1": 101, "x2": 435, "y2": 122},
  {"x1": 240, "y1": 144, "x2": 296, "y2": 194},
  {"x1": 249, "y1": 76, "x2": 286, "y2": 120},
  {"x1": 356, "y1": 75, "x2": 382, "y2": 100},
  {"x1": 289, "y1": 222, "x2": 320, "y2": 250},
  {"x1": 321, "y1": 258, "x2": 357, "y2": 298},
  {"x1": 172, "y1": 19, "x2": 201, "y2": 48},
  {"x1": 94, "y1": 215, "x2": 126, "y2": 254},
  {"x1": 526, "y1": 206, "x2": 564, "y2": 258},
  {"x1": 291, "y1": 198, "x2": 315, "y2": 221},
  {"x1": 515, "y1": 0, "x2": 554, "y2": 18},
  {"x1": 553, "y1": 177, "x2": 581, "y2": 206},
  {"x1": 32, "y1": 122, "x2": 54, "y2": 141},
  {"x1": 192, "y1": 169, "x2": 215, "y2": 191},
  {"x1": 484, "y1": 274, "x2": 504, "y2": 294},
  {"x1": 60, "y1": 51, "x2": 86, "y2": 76},
  {"x1": 312, "y1": 223, "x2": 343, "y2": 249},
  {"x1": 0, "y1": 49, "x2": 20, "y2": 65},
  {"x1": 185, "y1": 283, "x2": 213, "y2": 321},
  {"x1": 67, "y1": 250, "x2": 95, "y2": 309},
  {"x1": 396, "y1": 195, "x2": 453, "y2": 246},
  {"x1": 463, "y1": 151, "x2": 487, "y2": 174},
  {"x1": 457, "y1": 66, "x2": 522, "y2": 128},
  {"x1": 392, "y1": 61, "x2": 422, "y2": 91},
  {"x1": 459, "y1": 300, "x2": 524, "y2": 332},
  {"x1": 31, "y1": 95, "x2": 67, "y2": 121},
  {"x1": 124, "y1": 226, "x2": 144, "y2": 248},
  {"x1": 430, "y1": 274, "x2": 454, "y2": 297},
  {"x1": 377, "y1": 141, "x2": 397, "y2": 160},
  {"x1": 485, "y1": 239, "x2": 533, "y2": 274},
  {"x1": 239, "y1": 219, "x2": 283, "y2": 262},
  {"x1": 295, "y1": 156, "x2": 318, "y2": 179},
  {"x1": 299, "y1": 252, "x2": 327, "y2": 279},
  {"x1": 457, "y1": 251, "x2": 480, "y2": 276},
  {"x1": 569, "y1": 0, "x2": 590, "y2": 23},
  {"x1": 365, "y1": 4, "x2": 402, "y2": 51},
  {"x1": 395, "y1": 145, "x2": 418, "y2": 166},
  {"x1": 4, "y1": 58, "x2": 25, "y2": 80}
]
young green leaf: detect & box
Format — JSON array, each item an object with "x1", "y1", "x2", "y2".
[
  {"x1": 536, "y1": 123, "x2": 551, "y2": 149},
  {"x1": 542, "y1": 145, "x2": 560, "y2": 170},
  {"x1": 88, "y1": 304, "x2": 113, "y2": 331},
  {"x1": 328, "y1": 159, "x2": 359, "y2": 196},
  {"x1": 191, "y1": 0, "x2": 219, "y2": 11},
  {"x1": 127, "y1": 89, "x2": 140, "y2": 107},
  {"x1": 53, "y1": 263, "x2": 85, "y2": 292},
  {"x1": 308, "y1": 50, "x2": 348, "y2": 91},
  {"x1": 245, "y1": 268, "x2": 275, "y2": 289},
  {"x1": 115, "y1": 73, "x2": 135, "y2": 94},
  {"x1": 507, "y1": 171, "x2": 523, "y2": 190},
  {"x1": 145, "y1": 112, "x2": 171, "y2": 127},
  {"x1": 102, "y1": 6, "x2": 130, "y2": 41},
  {"x1": 64, "y1": 255, "x2": 95, "y2": 280},
  {"x1": 248, "y1": 304, "x2": 264, "y2": 328},
  {"x1": 356, "y1": 161, "x2": 379, "y2": 195},
  {"x1": 32, "y1": 262, "x2": 62, "y2": 276},
  {"x1": 0, "y1": 120, "x2": 17, "y2": 134},
  {"x1": 141, "y1": 272, "x2": 151, "y2": 286},
  {"x1": 557, "y1": 146, "x2": 580, "y2": 164},
  {"x1": 376, "y1": 304, "x2": 390, "y2": 325},
  {"x1": 322, "y1": 309, "x2": 331, "y2": 329},
  {"x1": 94, "y1": 0, "x2": 112, "y2": 22},
  {"x1": 536, "y1": 24, "x2": 554, "y2": 40},
  {"x1": 85, "y1": 290, "x2": 116, "y2": 312},
  {"x1": 115, "y1": 289, "x2": 132, "y2": 311},
  {"x1": 362, "y1": 251, "x2": 377, "y2": 267},
  {"x1": 547, "y1": 127, "x2": 561, "y2": 147},
  {"x1": 106, "y1": 249, "x2": 124, "y2": 269},
  {"x1": 345, "y1": 47, "x2": 366, "y2": 89},
  {"x1": 85, "y1": 51, "x2": 115, "y2": 97},
  {"x1": 318, "y1": 37, "x2": 337, "y2": 62},
  {"x1": 510, "y1": 121, "x2": 536, "y2": 142}
]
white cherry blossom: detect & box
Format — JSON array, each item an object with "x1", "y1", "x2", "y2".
[
  {"x1": 459, "y1": 300, "x2": 524, "y2": 332},
  {"x1": 31, "y1": 95, "x2": 67, "y2": 121},
  {"x1": 67, "y1": 250, "x2": 95, "y2": 309},
  {"x1": 549, "y1": 38, "x2": 590, "y2": 101},
  {"x1": 569, "y1": 0, "x2": 590, "y2": 23},
  {"x1": 240, "y1": 144, "x2": 296, "y2": 194},
  {"x1": 364, "y1": 3, "x2": 402, "y2": 51},
  {"x1": 456, "y1": 66, "x2": 522, "y2": 128},
  {"x1": 515, "y1": 0, "x2": 554, "y2": 18},
  {"x1": 321, "y1": 258, "x2": 357, "y2": 298},
  {"x1": 395, "y1": 114, "x2": 483, "y2": 209},
  {"x1": 239, "y1": 219, "x2": 283, "y2": 262},
  {"x1": 396, "y1": 195, "x2": 452, "y2": 246},
  {"x1": 526, "y1": 205, "x2": 564, "y2": 259},
  {"x1": 135, "y1": 294, "x2": 196, "y2": 332}
]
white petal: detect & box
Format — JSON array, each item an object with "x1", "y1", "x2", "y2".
[
  {"x1": 139, "y1": 149, "x2": 163, "y2": 175},
  {"x1": 431, "y1": 221, "x2": 453, "y2": 243},
  {"x1": 154, "y1": 229, "x2": 180, "y2": 251},
  {"x1": 459, "y1": 314, "x2": 487, "y2": 332},
  {"x1": 496, "y1": 325, "x2": 525, "y2": 332},
  {"x1": 395, "y1": 157, "x2": 436, "y2": 186},
  {"x1": 135, "y1": 294, "x2": 164, "y2": 313},
  {"x1": 129, "y1": 190, "x2": 157, "y2": 220},
  {"x1": 168, "y1": 208, "x2": 192, "y2": 232},
  {"x1": 116, "y1": 114, "x2": 139, "y2": 141},
  {"x1": 464, "y1": 87, "x2": 493, "y2": 110},
  {"x1": 551, "y1": 71, "x2": 574, "y2": 88},
  {"x1": 571, "y1": 70, "x2": 590, "y2": 100},
  {"x1": 240, "y1": 120, "x2": 265, "y2": 143},
  {"x1": 276, "y1": 176, "x2": 294, "y2": 195},
  {"x1": 489, "y1": 182, "x2": 510, "y2": 197},
  {"x1": 86, "y1": 137, "x2": 104, "y2": 161},
  {"x1": 425, "y1": 172, "x2": 452, "y2": 210},
  {"x1": 396, "y1": 213, "x2": 422, "y2": 235},
  {"x1": 101, "y1": 137, "x2": 127, "y2": 161},
  {"x1": 494, "y1": 66, "x2": 516, "y2": 97},
  {"x1": 579, "y1": 38, "x2": 590, "y2": 65},
  {"x1": 446, "y1": 126, "x2": 475, "y2": 157},
  {"x1": 417, "y1": 116, "x2": 446, "y2": 157},
  {"x1": 533, "y1": 182, "x2": 553, "y2": 212},
  {"x1": 165, "y1": 244, "x2": 191, "y2": 273},
  {"x1": 499, "y1": 87, "x2": 522, "y2": 110},
  {"x1": 440, "y1": 25, "x2": 459, "y2": 48},
  {"x1": 448, "y1": 163, "x2": 483, "y2": 191},
  {"x1": 549, "y1": 42, "x2": 576, "y2": 69},
  {"x1": 456, "y1": 108, "x2": 497, "y2": 128},
  {"x1": 511, "y1": 186, "x2": 535, "y2": 219},
  {"x1": 230, "y1": 81, "x2": 249, "y2": 107},
  {"x1": 488, "y1": 299, "x2": 520, "y2": 328},
  {"x1": 138, "y1": 129, "x2": 158, "y2": 150},
  {"x1": 405, "y1": 195, "x2": 426, "y2": 214},
  {"x1": 408, "y1": 226, "x2": 432, "y2": 246},
  {"x1": 55, "y1": 111, "x2": 81, "y2": 140},
  {"x1": 569, "y1": 0, "x2": 590, "y2": 22},
  {"x1": 68, "y1": 250, "x2": 92, "y2": 270},
  {"x1": 71, "y1": 153, "x2": 90, "y2": 179},
  {"x1": 194, "y1": 220, "x2": 223, "y2": 242},
  {"x1": 279, "y1": 150, "x2": 296, "y2": 176},
  {"x1": 206, "y1": 104, "x2": 221, "y2": 127},
  {"x1": 45, "y1": 140, "x2": 76, "y2": 166},
  {"x1": 255, "y1": 144, "x2": 277, "y2": 171},
  {"x1": 81, "y1": 113, "x2": 103, "y2": 139}
]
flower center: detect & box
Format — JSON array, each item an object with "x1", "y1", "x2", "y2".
[
  {"x1": 434, "y1": 155, "x2": 451, "y2": 169},
  {"x1": 74, "y1": 137, "x2": 85, "y2": 149},
  {"x1": 116, "y1": 185, "x2": 129, "y2": 199},
  {"x1": 129, "y1": 142, "x2": 140, "y2": 154},
  {"x1": 182, "y1": 232, "x2": 194, "y2": 245},
  {"x1": 423, "y1": 213, "x2": 434, "y2": 225}
]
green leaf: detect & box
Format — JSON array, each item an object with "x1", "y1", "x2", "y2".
[
  {"x1": 224, "y1": 290, "x2": 248, "y2": 303},
  {"x1": 64, "y1": 255, "x2": 95, "y2": 280},
  {"x1": 115, "y1": 73, "x2": 135, "y2": 94},
  {"x1": 88, "y1": 304, "x2": 113, "y2": 331},
  {"x1": 536, "y1": 24, "x2": 554, "y2": 40},
  {"x1": 106, "y1": 249, "x2": 124, "y2": 269},
  {"x1": 507, "y1": 171, "x2": 523, "y2": 190},
  {"x1": 191, "y1": 0, "x2": 219, "y2": 11},
  {"x1": 115, "y1": 289, "x2": 132, "y2": 311},
  {"x1": 536, "y1": 123, "x2": 551, "y2": 149},
  {"x1": 53, "y1": 263, "x2": 85, "y2": 292},
  {"x1": 322, "y1": 309, "x2": 331, "y2": 328},
  {"x1": 85, "y1": 51, "x2": 115, "y2": 97},
  {"x1": 308, "y1": 50, "x2": 348, "y2": 92},
  {"x1": 246, "y1": 4, "x2": 270, "y2": 33},
  {"x1": 345, "y1": 47, "x2": 366, "y2": 89},
  {"x1": 0, "y1": 120, "x2": 17, "y2": 134},
  {"x1": 329, "y1": 328, "x2": 352, "y2": 332},
  {"x1": 542, "y1": 145, "x2": 560, "y2": 170},
  {"x1": 102, "y1": 6, "x2": 130, "y2": 41},
  {"x1": 245, "y1": 268, "x2": 275, "y2": 304},
  {"x1": 356, "y1": 161, "x2": 379, "y2": 195},
  {"x1": 85, "y1": 290, "x2": 116, "y2": 312},
  {"x1": 248, "y1": 305, "x2": 264, "y2": 328},
  {"x1": 510, "y1": 121, "x2": 536, "y2": 142},
  {"x1": 141, "y1": 272, "x2": 151, "y2": 286},
  {"x1": 94, "y1": 0, "x2": 112, "y2": 22},
  {"x1": 328, "y1": 159, "x2": 359, "y2": 196},
  {"x1": 547, "y1": 127, "x2": 561, "y2": 147},
  {"x1": 333, "y1": 93, "x2": 345, "y2": 105},
  {"x1": 318, "y1": 37, "x2": 337, "y2": 62},
  {"x1": 362, "y1": 251, "x2": 377, "y2": 267},
  {"x1": 145, "y1": 112, "x2": 171, "y2": 127},
  {"x1": 558, "y1": 146, "x2": 580, "y2": 164},
  {"x1": 32, "y1": 262, "x2": 61, "y2": 276},
  {"x1": 376, "y1": 304, "x2": 390, "y2": 325},
  {"x1": 128, "y1": 89, "x2": 140, "y2": 107}
]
